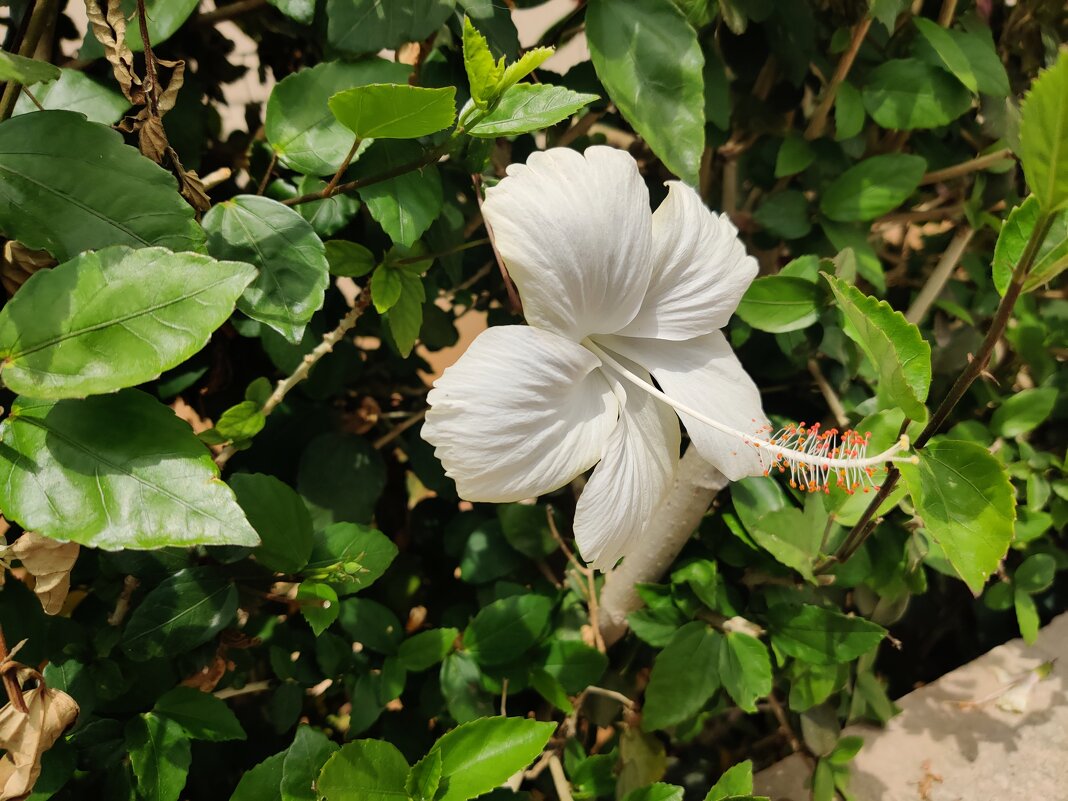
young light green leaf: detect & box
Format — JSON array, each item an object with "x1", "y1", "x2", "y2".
[
  {"x1": 384, "y1": 270, "x2": 425, "y2": 357},
  {"x1": 0, "y1": 51, "x2": 60, "y2": 85},
  {"x1": 427, "y1": 716, "x2": 557, "y2": 801},
  {"x1": 990, "y1": 387, "x2": 1057, "y2": 438},
  {"x1": 463, "y1": 16, "x2": 505, "y2": 107},
  {"x1": 0, "y1": 391, "x2": 260, "y2": 550},
  {"x1": 623, "y1": 784, "x2": 684, "y2": 801},
  {"x1": 203, "y1": 195, "x2": 329, "y2": 344},
  {"x1": 912, "y1": 21, "x2": 1008, "y2": 96},
  {"x1": 767, "y1": 605, "x2": 885, "y2": 665},
  {"x1": 735, "y1": 275, "x2": 822, "y2": 333},
  {"x1": 232, "y1": 473, "x2": 315, "y2": 574},
  {"x1": 1014, "y1": 588, "x2": 1039, "y2": 643},
  {"x1": 1018, "y1": 50, "x2": 1068, "y2": 211},
  {"x1": 643, "y1": 622, "x2": 720, "y2": 731},
  {"x1": 126, "y1": 714, "x2": 191, "y2": 801},
  {"x1": 899, "y1": 439, "x2": 1015, "y2": 594},
  {"x1": 329, "y1": 84, "x2": 456, "y2": 139},
  {"x1": 406, "y1": 749, "x2": 443, "y2": 801},
  {"x1": 497, "y1": 46, "x2": 554, "y2": 94},
  {"x1": 820, "y1": 154, "x2": 927, "y2": 221},
  {"x1": 317, "y1": 739, "x2": 409, "y2": 801},
  {"x1": 0, "y1": 111, "x2": 203, "y2": 260},
  {"x1": 371, "y1": 265, "x2": 403, "y2": 313},
  {"x1": 463, "y1": 594, "x2": 553, "y2": 665},
  {"x1": 705, "y1": 760, "x2": 755, "y2": 801},
  {"x1": 862, "y1": 58, "x2": 973, "y2": 129},
  {"x1": 304, "y1": 522, "x2": 397, "y2": 595},
  {"x1": 467, "y1": 84, "x2": 599, "y2": 137},
  {"x1": 992, "y1": 197, "x2": 1068, "y2": 294},
  {"x1": 824, "y1": 275, "x2": 932, "y2": 420},
  {"x1": 0, "y1": 246, "x2": 254, "y2": 399},
  {"x1": 587, "y1": 0, "x2": 704, "y2": 184},
  {"x1": 153, "y1": 687, "x2": 246, "y2": 742},
  {"x1": 1015, "y1": 553, "x2": 1056, "y2": 595}
]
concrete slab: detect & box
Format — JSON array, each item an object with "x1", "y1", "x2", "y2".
[{"x1": 754, "y1": 612, "x2": 1068, "y2": 800}]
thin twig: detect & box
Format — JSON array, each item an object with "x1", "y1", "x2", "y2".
[
  {"x1": 767, "y1": 691, "x2": 803, "y2": 753},
  {"x1": 372, "y1": 408, "x2": 427, "y2": 450},
  {"x1": 214, "y1": 680, "x2": 271, "y2": 699},
  {"x1": 582, "y1": 685, "x2": 636, "y2": 709},
  {"x1": 282, "y1": 144, "x2": 448, "y2": 207},
  {"x1": 107, "y1": 575, "x2": 140, "y2": 626},
  {"x1": 20, "y1": 85, "x2": 44, "y2": 111},
  {"x1": 197, "y1": 0, "x2": 268, "y2": 25},
  {"x1": 393, "y1": 238, "x2": 490, "y2": 267},
  {"x1": 548, "y1": 754, "x2": 575, "y2": 801},
  {"x1": 257, "y1": 151, "x2": 278, "y2": 195},
  {"x1": 807, "y1": 358, "x2": 849, "y2": 428},
  {"x1": 0, "y1": 0, "x2": 58, "y2": 122},
  {"x1": 805, "y1": 16, "x2": 872, "y2": 140},
  {"x1": 905, "y1": 226, "x2": 974, "y2": 324},
  {"x1": 919, "y1": 149, "x2": 1014, "y2": 186},
  {"x1": 324, "y1": 138, "x2": 362, "y2": 197},
  {"x1": 556, "y1": 108, "x2": 603, "y2": 148},
  {"x1": 546, "y1": 508, "x2": 604, "y2": 652},
  {"x1": 135, "y1": 0, "x2": 159, "y2": 116},
  {"x1": 0, "y1": 624, "x2": 27, "y2": 713}
]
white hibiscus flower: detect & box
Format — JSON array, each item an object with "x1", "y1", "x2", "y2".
[{"x1": 423, "y1": 146, "x2": 908, "y2": 569}]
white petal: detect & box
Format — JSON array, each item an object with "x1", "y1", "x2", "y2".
[
  {"x1": 573, "y1": 363, "x2": 680, "y2": 570},
  {"x1": 599, "y1": 331, "x2": 770, "y2": 480},
  {"x1": 482, "y1": 146, "x2": 653, "y2": 340},
  {"x1": 616, "y1": 182, "x2": 758, "y2": 340},
  {"x1": 423, "y1": 326, "x2": 617, "y2": 502}
]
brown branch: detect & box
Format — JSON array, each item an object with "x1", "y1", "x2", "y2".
[
  {"x1": 372, "y1": 408, "x2": 427, "y2": 450},
  {"x1": 0, "y1": 0, "x2": 58, "y2": 122},
  {"x1": 197, "y1": 0, "x2": 269, "y2": 25},
  {"x1": 135, "y1": 0, "x2": 159, "y2": 116},
  {"x1": 0, "y1": 624, "x2": 27, "y2": 713},
  {"x1": 905, "y1": 226, "x2": 974, "y2": 324},
  {"x1": 919, "y1": 149, "x2": 1014, "y2": 186},
  {"x1": 324, "y1": 138, "x2": 362, "y2": 196},
  {"x1": 805, "y1": 16, "x2": 872, "y2": 140},
  {"x1": 282, "y1": 144, "x2": 448, "y2": 207}
]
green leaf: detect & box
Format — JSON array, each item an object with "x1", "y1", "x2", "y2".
[
  {"x1": 268, "y1": 0, "x2": 315, "y2": 23},
  {"x1": 0, "y1": 246, "x2": 253, "y2": 399},
  {"x1": 468, "y1": 84, "x2": 599, "y2": 137},
  {"x1": 122, "y1": 567, "x2": 238, "y2": 661},
  {"x1": 295, "y1": 174, "x2": 362, "y2": 238},
  {"x1": 899, "y1": 439, "x2": 1016, "y2": 594},
  {"x1": 736, "y1": 275, "x2": 821, "y2": 333},
  {"x1": 231, "y1": 473, "x2": 315, "y2": 574},
  {"x1": 497, "y1": 504, "x2": 557, "y2": 559},
  {"x1": 329, "y1": 84, "x2": 456, "y2": 139},
  {"x1": 862, "y1": 58, "x2": 973, "y2": 129},
  {"x1": 824, "y1": 274, "x2": 932, "y2": 420},
  {"x1": 834, "y1": 81, "x2": 865, "y2": 140},
  {"x1": 1014, "y1": 588, "x2": 1039, "y2": 643},
  {"x1": 204, "y1": 401, "x2": 266, "y2": 447},
  {"x1": 990, "y1": 388, "x2": 1058, "y2": 438},
  {"x1": 586, "y1": 0, "x2": 704, "y2": 184},
  {"x1": 229, "y1": 751, "x2": 286, "y2": 801},
  {"x1": 317, "y1": 739, "x2": 410, "y2": 801},
  {"x1": 753, "y1": 190, "x2": 812, "y2": 240},
  {"x1": 767, "y1": 605, "x2": 885, "y2": 665},
  {"x1": 530, "y1": 668, "x2": 575, "y2": 713},
  {"x1": 337, "y1": 597, "x2": 403, "y2": 655},
  {"x1": 0, "y1": 51, "x2": 60, "y2": 84},
  {"x1": 642, "y1": 622, "x2": 720, "y2": 731},
  {"x1": 623, "y1": 783, "x2": 684, "y2": 801},
  {"x1": 326, "y1": 0, "x2": 455, "y2": 54},
  {"x1": 717, "y1": 632, "x2": 772, "y2": 713},
  {"x1": 371, "y1": 265, "x2": 403, "y2": 312},
  {"x1": 498, "y1": 47, "x2": 554, "y2": 94},
  {"x1": 281, "y1": 726, "x2": 339, "y2": 801},
  {"x1": 13, "y1": 69, "x2": 129, "y2": 124},
  {"x1": 992, "y1": 197, "x2": 1068, "y2": 294},
  {"x1": 820, "y1": 154, "x2": 927, "y2": 222},
  {"x1": 1019, "y1": 50, "x2": 1068, "y2": 211},
  {"x1": 304, "y1": 522, "x2": 397, "y2": 595},
  {"x1": 463, "y1": 16, "x2": 504, "y2": 107},
  {"x1": 427, "y1": 716, "x2": 556, "y2": 801},
  {"x1": 326, "y1": 240, "x2": 376, "y2": 277},
  {"x1": 464, "y1": 594, "x2": 552, "y2": 665},
  {"x1": 265, "y1": 59, "x2": 411, "y2": 176},
  {"x1": 775, "y1": 135, "x2": 815, "y2": 178},
  {"x1": 406, "y1": 750, "x2": 443, "y2": 801},
  {"x1": 384, "y1": 270, "x2": 425, "y2": 357},
  {"x1": 705, "y1": 761, "x2": 754, "y2": 801},
  {"x1": 1016, "y1": 553, "x2": 1056, "y2": 595},
  {"x1": 203, "y1": 195, "x2": 329, "y2": 344},
  {"x1": 541, "y1": 639, "x2": 608, "y2": 694},
  {"x1": 746, "y1": 505, "x2": 822, "y2": 582},
  {"x1": 457, "y1": 519, "x2": 523, "y2": 584},
  {"x1": 913, "y1": 17, "x2": 978, "y2": 93},
  {"x1": 0, "y1": 111, "x2": 203, "y2": 261},
  {"x1": 354, "y1": 141, "x2": 444, "y2": 247},
  {"x1": 153, "y1": 687, "x2": 246, "y2": 742},
  {"x1": 298, "y1": 433, "x2": 386, "y2": 527},
  {"x1": 829, "y1": 735, "x2": 864, "y2": 764},
  {"x1": 439, "y1": 651, "x2": 493, "y2": 723},
  {"x1": 398, "y1": 628, "x2": 459, "y2": 671},
  {"x1": 0, "y1": 390, "x2": 259, "y2": 549},
  {"x1": 126, "y1": 714, "x2": 191, "y2": 801},
  {"x1": 297, "y1": 581, "x2": 340, "y2": 636}
]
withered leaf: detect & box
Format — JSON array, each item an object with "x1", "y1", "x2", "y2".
[
  {"x1": 84, "y1": 0, "x2": 140, "y2": 105},
  {"x1": 9, "y1": 533, "x2": 79, "y2": 616},
  {"x1": 0, "y1": 671, "x2": 79, "y2": 800}
]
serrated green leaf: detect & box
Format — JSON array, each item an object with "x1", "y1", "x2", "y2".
[
  {"x1": 824, "y1": 275, "x2": 931, "y2": 420},
  {"x1": 13, "y1": 69, "x2": 129, "y2": 124},
  {"x1": 281, "y1": 726, "x2": 339, "y2": 801},
  {"x1": 326, "y1": 240, "x2": 377, "y2": 277},
  {"x1": 767, "y1": 605, "x2": 885, "y2": 664},
  {"x1": 623, "y1": 783, "x2": 684, "y2": 801},
  {"x1": 913, "y1": 17, "x2": 978, "y2": 93},
  {"x1": 498, "y1": 47, "x2": 554, "y2": 94},
  {"x1": 468, "y1": 84, "x2": 598, "y2": 137},
  {"x1": 317, "y1": 739, "x2": 409, "y2": 801},
  {"x1": 0, "y1": 390, "x2": 259, "y2": 550},
  {"x1": 329, "y1": 84, "x2": 456, "y2": 139},
  {"x1": 992, "y1": 196, "x2": 1068, "y2": 294},
  {"x1": 297, "y1": 581, "x2": 340, "y2": 636},
  {"x1": 463, "y1": 17, "x2": 504, "y2": 106},
  {"x1": 203, "y1": 195, "x2": 329, "y2": 344},
  {"x1": 371, "y1": 265, "x2": 403, "y2": 312},
  {"x1": 820, "y1": 154, "x2": 927, "y2": 222},
  {"x1": 643, "y1": 622, "x2": 720, "y2": 730},
  {"x1": 705, "y1": 761, "x2": 754, "y2": 801},
  {"x1": 0, "y1": 111, "x2": 203, "y2": 261},
  {"x1": 0, "y1": 246, "x2": 254, "y2": 399},
  {"x1": 229, "y1": 751, "x2": 286, "y2": 801},
  {"x1": 212, "y1": 401, "x2": 266, "y2": 442},
  {"x1": 398, "y1": 628, "x2": 458, "y2": 671},
  {"x1": 464, "y1": 594, "x2": 552, "y2": 666},
  {"x1": 862, "y1": 58, "x2": 973, "y2": 129},
  {"x1": 587, "y1": 0, "x2": 704, "y2": 184},
  {"x1": 406, "y1": 749, "x2": 442, "y2": 801},
  {"x1": 354, "y1": 140, "x2": 444, "y2": 247},
  {"x1": 899, "y1": 439, "x2": 1016, "y2": 594},
  {"x1": 1019, "y1": 51, "x2": 1068, "y2": 211},
  {"x1": 717, "y1": 632, "x2": 772, "y2": 713},
  {"x1": 304, "y1": 522, "x2": 397, "y2": 595}
]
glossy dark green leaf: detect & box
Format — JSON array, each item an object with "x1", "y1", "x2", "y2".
[
  {"x1": 463, "y1": 594, "x2": 553, "y2": 666},
  {"x1": 326, "y1": 0, "x2": 455, "y2": 55},
  {"x1": 296, "y1": 175, "x2": 361, "y2": 238},
  {"x1": 337, "y1": 597, "x2": 403, "y2": 654},
  {"x1": 468, "y1": 84, "x2": 599, "y2": 137},
  {"x1": 541, "y1": 639, "x2": 608, "y2": 694},
  {"x1": 642, "y1": 622, "x2": 720, "y2": 731},
  {"x1": 716, "y1": 632, "x2": 772, "y2": 713},
  {"x1": 384, "y1": 270, "x2": 425, "y2": 357},
  {"x1": 203, "y1": 195, "x2": 329, "y2": 344},
  {"x1": 265, "y1": 59, "x2": 411, "y2": 175},
  {"x1": 426, "y1": 716, "x2": 556, "y2": 801},
  {"x1": 406, "y1": 749, "x2": 442, "y2": 801},
  {"x1": 0, "y1": 391, "x2": 259, "y2": 549},
  {"x1": 820, "y1": 154, "x2": 926, "y2": 222},
  {"x1": 354, "y1": 141, "x2": 444, "y2": 247},
  {"x1": 1015, "y1": 553, "x2": 1056, "y2": 595},
  {"x1": 912, "y1": 17, "x2": 978, "y2": 92},
  {"x1": 125, "y1": 713, "x2": 191, "y2": 801},
  {"x1": 229, "y1": 751, "x2": 286, "y2": 801},
  {"x1": 231, "y1": 473, "x2": 315, "y2": 574},
  {"x1": 325, "y1": 240, "x2": 376, "y2": 277},
  {"x1": 439, "y1": 651, "x2": 493, "y2": 723},
  {"x1": 0, "y1": 246, "x2": 255, "y2": 399},
  {"x1": 122, "y1": 567, "x2": 239, "y2": 660},
  {"x1": 398, "y1": 628, "x2": 459, "y2": 671},
  {"x1": 704, "y1": 760, "x2": 754, "y2": 801},
  {"x1": 623, "y1": 783, "x2": 684, "y2": 801},
  {"x1": 329, "y1": 84, "x2": 456, "y2": 139},
  {"x1": 304, "y1": 522, "x2": 397, "y2": 595},
  {"x1": 281, "y1": 726, "x2": 339, "y2": 801},
  {"x1": 153, "y1": 686, "x2": 246, "y2": 742},
  {"x1": 0, "y1": 111, "x2": 203, "y2": 261},
  {"x1": 899, "y1": 439, "x2": 1015, "y2": 594},
  {"x1": 317, "y1": 739, "x2": 410, "y2": 801},
  {"x1": 298, "y1": 433, "x2": 386, "y2": 527},
  {"x1": 767, "y1": 605, "x2": 885, "y2": 665},
  {"x1": 736, "y1": 275, "x2": 821, "y2": 333},
  {"x1": 586, "y1": 0, "x2": 704, "y2": 184},
  {"x1": 297, "y1": 581, "x2": 340, "y2": 636}
]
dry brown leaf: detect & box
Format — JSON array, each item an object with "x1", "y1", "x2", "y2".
[
  {"x1": 1, "y1": 242, "x2": 54, "y2": 297},
  {"x1": 0, "y1": 671, "x2": 79, "y2": 801},
  {"x1": 84, "y1": 0, "x2": 140, "y2": 105},
  {"x1": 7, "y1": 534, "x2": 79, "y2": 616}
]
